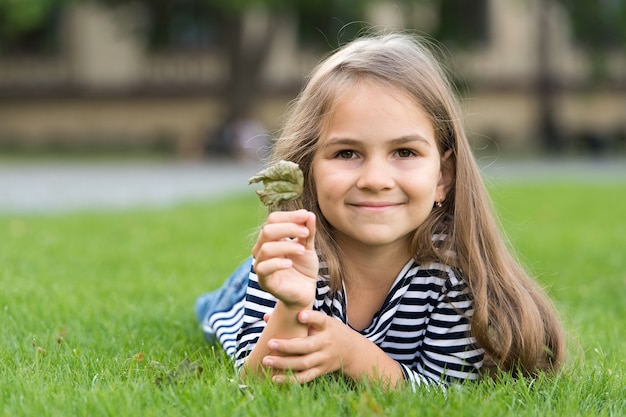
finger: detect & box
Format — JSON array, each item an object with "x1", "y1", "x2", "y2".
[
  {"x1": 273, "y1": 368, "x2": 321, "y2": 385},
  {"x1": 259, "y1": 221, "x2": 310, "y2": 242},
  {"x1": 263, "y1": 210, "x2": 312, "y2": 241},
  {"x1": 267, "y1": 336, "x2": 316, "y2": 357},
  {"x1": 263, "y1": 313, "x2": 271, "y2": 323},
  {"x1": 253, "y1": 224, "x2": 309, "y2": 255},
  {"x1": 297, "y1": 310, "x2": 327, "y2": 330},
  {"x1": 303, "y1": 212, "x2": 316, "y2": 250},
  {"x1": 264, "y1": 210, "x2": 312, "y2": 230},
  {"x1": 252, "y1": 257, "x2": 293, "y2": 278},
  {"x1": 253, "y1": 240, "x2": 306, "y2": 263},
  {"x1": 262, "y1": 351, "x2": 314, "y2": 372}
]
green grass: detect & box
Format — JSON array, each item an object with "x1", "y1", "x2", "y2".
[{"x1": 1, "y1": 184, "x2": 625, "y2": 416}]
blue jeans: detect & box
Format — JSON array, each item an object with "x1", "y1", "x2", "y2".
[{"x1": 195, "y1": 257, "x2": 252, "y2": 344}]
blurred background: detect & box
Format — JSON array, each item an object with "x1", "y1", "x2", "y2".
[{"x1": 0, "y1": 0, "x2": 624, "y2": 210}]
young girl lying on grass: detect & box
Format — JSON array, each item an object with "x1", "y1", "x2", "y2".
[{"x1": 195, "y1": 32, "x2": 565, "y2": 389}]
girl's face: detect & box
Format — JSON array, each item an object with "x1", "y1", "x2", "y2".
[{"x1": 312, "y1": 81, "x2": 449, "y2": 255}]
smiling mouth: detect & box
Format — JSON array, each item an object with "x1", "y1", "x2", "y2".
[{"x1": 349, "y1": 202, "x2": 403, "y2": 210}]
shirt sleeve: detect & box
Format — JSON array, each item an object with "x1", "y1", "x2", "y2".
[
  {"x1": 401, "y1": 267, "x2": 484, "y2": 389},
  {"x1": 234, "y1": 267, "x2": 276, "y2": 371}
]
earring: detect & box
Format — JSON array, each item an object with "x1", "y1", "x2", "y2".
[{"x1": 435, "y1": 200, "x2": 443, "y2": 208}]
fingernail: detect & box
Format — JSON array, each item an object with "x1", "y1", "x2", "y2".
[
  {"x1": 300, "y1": 312, "x2": 308, "y2": 321},
  {"x1": 263, "y1": 357, "x2": 273, "y2": 367},
  {"x1": 268, "y1": 341, "x2": 278, "y2": 350}
]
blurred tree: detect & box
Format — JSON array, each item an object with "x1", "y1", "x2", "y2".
[
  {"x1": 110, "y1": 0, "x2": 379, "y2": 155},
  {"x1": 536, "y1": 0, "x2": 625, "y2": 152},
  {"x1": 537, "y1": 0, "x2": 562, "y2": 152},
  {"x1": 434, "y1": 0, "x2": 489, "y2": 47},
  {"x1": 0, "y1": 0, "x2": 377, "y2": 154},
  {"x1": 0, "y1": 0, "x2": 56, "y2": 35},
  {"x1": 556, "y1": 0, "x2": 626, "y2": 80},
  {"x1": 138, "y1": 0, "x2": 372, "y2": 136},
  {"x1": 0, "y1": 0, "x2": 61, "y2": 55},
  {"x1": 8, "y1": 0, "x2": 525, "y2": 154}
]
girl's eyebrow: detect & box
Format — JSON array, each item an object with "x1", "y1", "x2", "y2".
[{"x1": 323, "y1": 135, "x2": 432, "y2": 147}]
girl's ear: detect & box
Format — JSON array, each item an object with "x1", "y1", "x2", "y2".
[{"x1": 437, "y1": 149, "x2": 455, "y2": 196}]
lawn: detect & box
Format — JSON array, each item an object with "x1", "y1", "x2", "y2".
[{"x1": 1, "y1": 183, "x2": 625, "y2": 416}]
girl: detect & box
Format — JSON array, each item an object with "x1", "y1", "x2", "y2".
[{"x1": 195, "y1": 32, "x2": 565, "y2": 388}]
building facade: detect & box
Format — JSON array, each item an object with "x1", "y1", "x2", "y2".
[{"x1": 0, "y1": 0, "x2": 624, "y2": 157}]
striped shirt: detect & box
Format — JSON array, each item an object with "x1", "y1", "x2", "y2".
[{"x1": 209, "y1": 258, "x2": 484, "y2": 388}]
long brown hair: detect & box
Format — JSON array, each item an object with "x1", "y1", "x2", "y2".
[{"x1": 266, "y1": 32, "x2": 564, "y2": 377}]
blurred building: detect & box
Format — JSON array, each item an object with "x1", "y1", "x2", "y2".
[{"x1": 0, "y1": 0, "x2": 624, "y2": 157}]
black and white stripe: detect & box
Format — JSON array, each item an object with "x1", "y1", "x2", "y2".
[{"x1": 213, "y1": 258, "x2": 484, "y2": 388}]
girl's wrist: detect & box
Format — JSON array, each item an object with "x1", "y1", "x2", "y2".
[
  {"x1": 268, "y1": 301, "x2": 310, "y2": 337},
  {"x1": 278, "y1": 278, "x2": 316, "y2": 310},
  {"x1": 280, "y1": 298, "x2": 314, "y2": 311}
]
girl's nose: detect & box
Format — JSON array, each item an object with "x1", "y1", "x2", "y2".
[{"x1": 356, "y1": 157, "x2": 395, "y2": 191}]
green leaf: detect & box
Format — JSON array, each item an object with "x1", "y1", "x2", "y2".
[{"x1": 248, "y1": 160, "x2": 304, "y2": 207}]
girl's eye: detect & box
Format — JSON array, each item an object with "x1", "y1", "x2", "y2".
[
  {"x1": 336, "y1": 150, "x2": 356, "y2": 159},
  {"x1": 396, "y1": 148, "x2": 416, "y2": 158}
]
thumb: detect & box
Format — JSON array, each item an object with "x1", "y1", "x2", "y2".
[
  {"x1": 298, "y1": 309, "x2": 326, "y2": 329},
  {"x1": 304, "y1": 212, "x2": 316, "y2": 251}
]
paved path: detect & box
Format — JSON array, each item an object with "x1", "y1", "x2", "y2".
[
  {"x1": 0, "y1": 159, "x2": 262, "y2": 214},
  {"x1": 477, "y1": 157, "x2": 626, "y2": 183},
  {"x1": 0, "y1": 157, "x2": 624, "y2": 214}
]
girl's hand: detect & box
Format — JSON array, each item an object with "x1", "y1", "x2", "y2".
[
  {"x1": 252, "y1": 209, "x2": 317, "y2": 309},
  {"x1": 260, "y1": 310, "x2": 353, "y2": 384}
]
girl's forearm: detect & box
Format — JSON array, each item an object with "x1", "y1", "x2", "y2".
[
  {"x1": 241, "y1": 300, "x2": 310, "y2": 378},
  {"x1": 341, "y1": 330, "x2": 406, "y2": 389}
]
